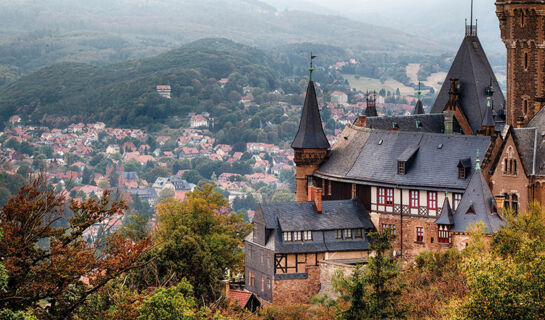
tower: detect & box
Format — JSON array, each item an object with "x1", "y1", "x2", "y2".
[
  {"x1": 292, "y1": 55, "x2": 330, "y2": 202},
  {"x1": 496, "y1": 1, "x2": 545, "y2": 125}
]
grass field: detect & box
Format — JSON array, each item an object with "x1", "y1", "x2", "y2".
[{"x1": 342, "y1": 74, "x2": 415, "y2": 96}]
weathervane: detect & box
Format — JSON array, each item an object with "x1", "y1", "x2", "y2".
[{"x1": 309, "y1": 52, "x2": 317, "y2": 81}]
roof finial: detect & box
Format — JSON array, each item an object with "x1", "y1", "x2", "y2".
[
  {"x1": 470, "y1": 0, "x2": 473, "y2": 35},
  {"x1": 487, "y1": 96, "x2": 491, "y2": 108},
  {"x1": 475, "y1": 149, "x2": 481, "y2": 170},
  {"x1": 417, "y1": 82, "x2": 422, "y2": 100},
  {"x1": 309, "y1": 52, "x2": 317, "y2": 82}
]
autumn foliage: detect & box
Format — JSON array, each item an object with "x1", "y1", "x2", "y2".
[{"x1": 0, "y1": 176, "x2": 150, "y2": 319}]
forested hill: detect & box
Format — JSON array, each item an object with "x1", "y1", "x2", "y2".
[{"x1": 0, "y1": 38, "x2": 284, "y2": 129}]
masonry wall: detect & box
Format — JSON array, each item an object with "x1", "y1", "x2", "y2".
[
  {"x1": 318, "y1": 261, "x2": 355, "y2": 299},
  {"x1": 490, "y1": 134, "x2": 530, "y2": 214},
  {"x1": 496, "y1": 3, "x2": 545, "y2": 125},
  {"x1": 272, "y1": 266, "x2": 321, "y2": 304}
]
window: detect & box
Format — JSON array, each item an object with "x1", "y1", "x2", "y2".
[
  {"x1": 427, "y1": 191, "x2": 437, "y2": 210},
  {"x1": 524, "y1": 52, "x2": 529, "y2": 71},
  {"x1": 504, "y1": 158, "x2": 509, "y2": 173},
  {"x1": 512, "y1": 194, "x2": 519, "y2": 214},
  {"x1": 261, "y1": 275, "x2": 264, "y2": 291},
  {"x1": 303, "y1": 231, "x2": 312, "y2": 241},
  {"x1": 336, "y1": 229, "x2": 343, "y2": 239},
  {"x1": 409, "y1": 190, "x2": 419, "y2": 208},
  {"x1": 397, "y1": 161, "x2": 406, "y2": 175},
  {"x1": 503, "y1": 193, "x2": 510, "y2": 210},
  {"x1": 260, "y1": 250, "x2": 264, "y2": 265},
  {"x1": 248, "y1": 246, "x2": 253, "y2": 259},
  {"x1": 513, "y1": 160, "x2": 517, "y2": 174},
  {"x1": 458, "y1": 166, "x2": 466, "y2": 179},
  {"x1": 438, "y1": 225, "x2": 450, "y2": 243},
  {"x1": 267, "y1": 254, "x2": 271, "y2": 268},
  {"x1": 377, "y1": 187, "x2": 394, "y2": 206},
  {"x1": 521, "y1": 10, "x2": 525, "y2": 26},
  {"x1": 283, "y1": 232, "x2": 292, "y2": 242},
  {"x1": 454, "y1": 193, "x2": 462, "y2": 210},
  {"x1": 523, "y1": 99, "x2": 528, "y2": 114},
  {"x1": 249, "y1": 271, "x2": 255, "y2": 287},
  {"x1": 293, "y1": 231, "x2": 302, "y2": 241},
  {"x1": 416, "y1": 227, "x2": 424, "y2": 242},
  {"x1": 344, "y1": 229, "x2": 352, "y2": 239},
  {"x1": 382, "y1": 224, "x2": 396, "y2": 236},
  {"x1": 267, "y1": 278, "x2": 271, "y2": 290},
  {"x1": 354, "y1": 228, "x2": 363, "y2": 239}
]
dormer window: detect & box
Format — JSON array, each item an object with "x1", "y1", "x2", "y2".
[
  {"x1": 466, "y1": 205, "x2": 476, "y2": 215},
  {"x1": 458, "y1": 166, "x2": 466, "y2": 179},
  {"x1": 303, "y1": 231, "x2": 312, "y2": 241},
  {"x1": 397, "y1": 161, "x2": 406, "y2": 175},
  {"x1": 457, "y1": 158, "x2": 471, "y2": 180},
  {"x1": 283, "y1": 232, "x2": 292, "y2": 242}
]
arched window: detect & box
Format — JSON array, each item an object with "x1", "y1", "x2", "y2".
[
  {"x1": 503, "y1": 193, "x2": 510, "y2": 210},
  {"x1": 513, "y1": 160, "x2": 517, "y2": 174},
  {"x1": 524, "y1": 53, "x2": 529, "y2": 70},
  {"x1": 521, "y1": 10, "x2": 525, "y2": 26},
  {"x1": 504, "y1": 158, "x2": 508, "y2": 173},
  {"x1": 510, "y1": 159, "x2": 514, "y2": 173},
  {"x1": 523, "y1": 99, "x2": 528, "y2": 114}
]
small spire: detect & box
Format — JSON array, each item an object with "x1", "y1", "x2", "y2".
[
  {"x1": 417, "y1": 82, "x2": 422, "y2": 100},
  {"x1": 309, "y1": 52, "x2": 317, "y2": 82},
  {"x1": 475, "y1": 150, "x2": 481, "y2": 170}
]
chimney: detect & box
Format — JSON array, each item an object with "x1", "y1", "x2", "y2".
[
  {"x1": 515, "y1": 116, "x2": 525, "y2": 128},
  {"x1": 222, "y1": 280, "x2": 230, "y2": 296},
  {"x1": 308, "y1": 185, "x2": 323, "y2": 213},
  {"x1": 443, "y1": 110, "x2": 454, "y2": 134}
]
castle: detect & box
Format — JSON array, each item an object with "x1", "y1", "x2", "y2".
[{"x1": 244, "y1": 0, "x2": 545, "y2": 304}]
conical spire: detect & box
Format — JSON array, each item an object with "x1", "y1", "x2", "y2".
[
  {"x1": 291, "y1": 60, "x2": 330, "y2": 149},
  {"x1": 435, "y1": 197, "x2": 454, "y2": 225},
  {"x1": 414, "y1": 82, "x2": 425, "y2": 115}
]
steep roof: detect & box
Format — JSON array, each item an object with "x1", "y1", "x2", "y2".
[
  {"x1": 431, "y1": 35, "x2": 505, "y2": 134},
  {"x1": 435, "y1": 198, "x2": 454, "y2": 225},
  {"x1": 450, "y1": 169, "x2": 504, "y2": 233},
  {"x1": 316, "y1": 125, "x2": 492, "y2": 191},
  {"x1": 258, "y1": 199, "x2": 375, "y2": 254},
  {"x1": 291, "y1": 81, "x2": 330, "y2": 149},
  {"x1": 414, "y1": 99, "x2": 425, "y2": 115}
]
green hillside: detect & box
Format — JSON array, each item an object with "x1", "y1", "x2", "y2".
[{"x1": 0, "y1": 39, "x2": 281, "y2": 128}]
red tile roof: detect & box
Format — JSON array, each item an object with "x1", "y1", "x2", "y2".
[{"x1": 226, "y1": 289, "x2": 252, "y2": 309}]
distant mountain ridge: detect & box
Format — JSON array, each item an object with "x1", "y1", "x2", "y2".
[{"x1": 0, "y1": 0, "x2": 449, "y2": 79}]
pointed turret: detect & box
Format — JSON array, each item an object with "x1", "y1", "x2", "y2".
[
  {"x1": 414, "y1": 82, "x2": 425, "y2": 115},
  {"x1": 291, "y1": 80, "x2": 330, "y2": 149},
  {"x1": 292, "y1": 55, "x2": 330, "y2": 202},
  {"x1": 449, "y1": 152, "x2": 505, "y2": 234},
  {"x1": 435, "y1": 197, "x2": 454, "y2": 226}
]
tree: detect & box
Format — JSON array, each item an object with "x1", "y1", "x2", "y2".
[
  {"x1": 270, "y1": 189, "x2": 295, "y2": 203},
  {"x1": 457, "y1": 203, "x2": 545, "y2": 319},
  {"x1": 0, "y1": 176, "x2": 150, "y2": 319},
  {"x1": 157, "y1": 188, "x2": 175, "y2": 203},
  {"x1": 135, "y1": 185, "x2": 251, "y2": 302},
  {"x1": 121, "y1": 213, "x2": 150, "y2": 242},
  {"x1": 137, "y1": 280, "x2": 207, "y2": 320},
  {"x1": 334, "y1": 231, "x2": 405, "y2": 320}
]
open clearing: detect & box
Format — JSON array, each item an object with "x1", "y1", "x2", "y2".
[{"x1": 342, "y1": 74, "x2": 415, "y2": 96}]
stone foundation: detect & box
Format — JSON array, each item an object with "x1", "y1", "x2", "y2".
[{"x1": 272, "y1": 266, "x2": 320, "y2": 304}]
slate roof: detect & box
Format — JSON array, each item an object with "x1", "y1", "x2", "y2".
[
  {"x1": 431, "y1": 35, "x2": 505, "y2": 134},
  {"x1": 450, "y1": 169, "x2": 505, "y2": 234},
  {"x1": 364, "y1": 114, "x2": 455, "y2": 133},
  {"x1": 316, "y1": 125, "x2": 492, "y2": 191},
  {"x1": 435, "y1": 198, "x2": 454, "y2": 225},
  {"x1": 414, "y1": 100, "x2": 425, "y2": 115},
  {"x1": 259, "y1": 199, "x2": 375, "y2": 254},
  {"x1": 291, "y1": 81, "x2": 330, "y2": 149}
]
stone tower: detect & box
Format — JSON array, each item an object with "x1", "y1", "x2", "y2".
[
  {"x1": 292, "y1": 63, "x2": 330, "y2": 202},
  {"x1": 496, "y1": 1, "x2": 545, "y2": 126}
]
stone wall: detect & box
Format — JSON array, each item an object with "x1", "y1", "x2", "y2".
[
  {"x1": 272, "y1": 266, "x2": 321, "y2": 304},
  {"x1": 318, "y1": 260, "x2": 355, "y2": 298}
]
